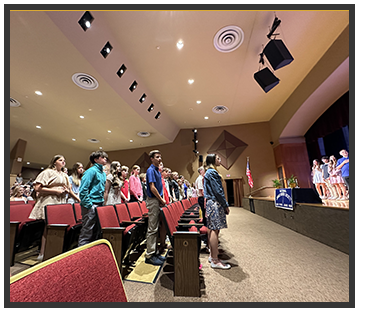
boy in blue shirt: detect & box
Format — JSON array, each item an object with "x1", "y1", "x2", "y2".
[
  {"x1": 145, "y1": 150, "x2": 166, "y2": 266},
  {"x1": 78, "y1": 150, "x2": 108, "y2": 246}
]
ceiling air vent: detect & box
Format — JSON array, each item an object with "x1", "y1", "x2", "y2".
[
  {"x1": 10, "y1": 97, "x2": 21, "y2": 107},
  {"x1": 87, "y1": 138, "x2": 100, "y2": 143},
  {"x1": 213, "y1": 25, "x2": 244, "y2": 53},
  {"x1": 137, "y1": 131, "x2": 151, "y2": 138},
  {"x1": 72, "y1": 73, "x2": 99, "y2": 90},
  {"x1": 212, "y1": 105, "x2": 229, "y2": 114}
]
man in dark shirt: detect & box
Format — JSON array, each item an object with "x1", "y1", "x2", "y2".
[{"x1": 145, "y1": 150, "x2": 166, "y2": 266}]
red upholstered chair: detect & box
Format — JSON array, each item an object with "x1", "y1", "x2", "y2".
[
  {"x1": 139, "y1": 200, "x2": 149, "y2": 216},
  {"x1": 115, "y1": 203, "x2": 146, "y2": 244},
  {"x1": 10, "y1": 239, "x2": 128, "y2": 302},
  {"x1": 10, "y1": 204, "x2": 45, "y2": 266},
  {"x1": 96, "y1": 205, "x2": 139, "y2": 267},
  {"x1": 10, "y1": 201, "x2": 26, "y2": 205},
  {"x1": 44, "y1": 204, "x2": 82, "y2": 261},
  {"x1": 72, "y1": 202, "x2": 82, "y2": 223}
]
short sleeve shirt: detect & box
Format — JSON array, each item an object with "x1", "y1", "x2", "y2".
[{"x1": 146, "y1": 164, "x2": 163, "y2": 198}]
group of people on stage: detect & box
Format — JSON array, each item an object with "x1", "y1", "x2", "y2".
[
  {"x1": 12, "y1": 150, "x2": 232, "y2": 270},
  {"x1": 311, "y1": 149, "x2": 350, "y2": 200}
]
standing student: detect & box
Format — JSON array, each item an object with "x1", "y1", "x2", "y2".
[
  {"x1": 321, "y1": 156, "x2": 336, "y2": 199},
  {"x1": 336, "y1": 149, "x2": 350, "y2": 196},
  {"x1": 139, "y1": 173, "x2": 148, "y2": 201},
  {"x1": 171, "y1": 172, "x2": 180, "y2": 202},
  {"x1": 67, "y1": 162, "x2": 83, "y2": 203},
  {"x1": 120, "y1": 166, "x2": 130, "y2": 202},
  {"x1": 145, "y1": 150, "x2": 166, "y2": 266},
  {"x1": 78, "y1": 150, "x2": 108, "y2": 246},
  {"x1": 129, "y1": 165, "x2": 143, "y2": 202},
  {"x1": 195, "y1": 166, "x2": 208, "y2": 247},
  {"x1": 204, "y1": 154, "x2": 231, "y2": 270},
  {"x1": 104, "y1": 161, "x2": 123, "y2": 205},
  {"x1": 312, "y1": 159, "x2": 327, "y2": 199},
  {"x1": 29, "y1": 154, "x2": 79, "y2": 260}
]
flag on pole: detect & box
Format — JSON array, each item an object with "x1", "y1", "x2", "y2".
[{"x1": 246, "y1": 159, "x2": 254, "y2": 188}]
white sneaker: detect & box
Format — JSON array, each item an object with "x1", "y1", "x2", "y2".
[
  {"x1": 37, "y1": 254, "x2": 44, "y2": 262},
  {"x1": 211, "y1": 261, "x2": 231, "y2": 270},
  {"x1": 208, "y1": 256, "x2": 229, "y2": 263}
]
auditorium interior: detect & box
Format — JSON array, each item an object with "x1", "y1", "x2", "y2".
[{"x1": 7, "y1": 6, "x2": 353, "y2": 307}]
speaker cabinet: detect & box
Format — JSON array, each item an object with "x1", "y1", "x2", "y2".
[
  {"x1": 254, "y1": 67, "x2": 280, "y2": 93},
  {"x1": 263, "y1": 39, "x2": 294, "y2": 70}
]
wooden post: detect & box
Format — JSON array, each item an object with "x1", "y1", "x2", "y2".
[{"x1": 173, "y1": 231, "x2": 200, "y2": 297}]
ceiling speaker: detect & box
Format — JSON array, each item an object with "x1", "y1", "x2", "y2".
[
  {"x1": 263, "y1": 39, "x2": 294, "y2": 70},
  {"x1": 254, "y1": 67, "x2": 280, "y2": 93}
]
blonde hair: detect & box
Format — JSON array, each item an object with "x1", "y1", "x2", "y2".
[
  {"x1": 109, "y1": 161, "x2": 123, "y2": 188},
  {"x1": 70, "y1": 162, "x2": 83, "y2": 187}
]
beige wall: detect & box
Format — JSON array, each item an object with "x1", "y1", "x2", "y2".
[{"x1": 107, "y1": 121, "x2": 278, "y2": 197}]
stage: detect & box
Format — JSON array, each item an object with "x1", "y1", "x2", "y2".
[{"x1": 242, "y1": 195, "x2": 349, "y2": 254}]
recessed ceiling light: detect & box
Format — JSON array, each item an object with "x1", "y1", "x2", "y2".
[
  {"x1": 72, "y1": 138, "x2": 76, "y2": 141},
  {"x1": 117, "y1": 64, "x2": 127, "y2": 78},
  {"x1": 108, "y1": 130, "x2": 111, "y2": 133},
  {"x1": 188, "y1": 79, "x2": 194, "y2": 84},
  {"x1": 147, "y1": 104, "x2": 154, "y2": 112},
  {"x1": 204, "y1": 116, "x2": 209, "y2": 120},
  {"x1": 41, "y1": 167, "x2": 44, "y2": 170},
  {"x1": 35, "y1": 91, "x2": 42, "y2": 95},
  {"x1": 100, "y1": 41, "x2": 113, "y2": 58},
  {"x1": 196, "y1": 101, "x2": 201, "y2": 104},
  {"x1": 78, "y1": 11, "x2": 94, "y2": 31},
  {"x1": 99, "y1": 147, "x2": 103, "y2": 149},
  {"x1": 27, "y1": 162, "x2": 30, "y2": 165},
  {"x1": 130, "y1": 140, "x2": 133, "y2": 142},
  {"x1": 36, "y1": 125, "x2": 41, "y2": 129},
  {"x1": 156, "y1": 46, "x2": 160, "y2": 50},
  {"x1": 80, "y1": 115, "x2": 84, "y2": 119},
  {"x1": 177, "y1": 40, "x2": 184, "y2": 50}
]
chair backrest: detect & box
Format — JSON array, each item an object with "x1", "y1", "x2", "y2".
[
  {"x1": 73, "y1": 203, "x2": 82, "y2": 222},
  {"x1": 10, "y1": 239, "x2": 128, "y2": 302},
  {"x1": 10, "y1": 201, "x2": 26, "y2": 205},
  {"x1": 181, "y1": 199, "x2": 192, "y2": 211},
  {"x1": 161, "y1": 207, "x2": 176, "y2": 238},
  {"x1": 127, "y1": 201, "x2": 142, "y2": 220},
  {"x1": 114, "y1": 203, "x2": 131, "y2": 222},
  {"x1": 139, "y1": 200, "x2": 148, "y2": 215},
  {"x1": 96, "y1": 205, "x2": 120, "y2": 228},
  {"x1": 10, "y1": 204, "x2": 35, "y2": 231},
  {"x1": 45, "y1": 204, "x2": 77, "y2": 227}
]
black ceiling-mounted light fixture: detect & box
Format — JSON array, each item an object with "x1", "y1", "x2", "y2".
[
  {"x1": 129, "y1": 80, "x2": 138, "y2": 92},
  {"x1": 266, "y1": 16, "x2": 281, "y2": 39},
  {"x1": 155, "y1": 111, "x2": 161, "y2": 119},
  {"x1": 78, "y1": 11, "x2": 94, "y2": 31},
  {"x1": 147, "y1": 104, "x2": 154, "y2": 112},
  {"x1": 139, "y1": 93, "x2": 147, "y2": 103},
  {"x1": 100, "y1": 41, "x2": 113, "y2": 58},
  {"x1": 117, "y1": 64, "x2": 127, "y2": 78},
  {"x1": 192, "y1": 129, "x2": 198, "y2": 155}
]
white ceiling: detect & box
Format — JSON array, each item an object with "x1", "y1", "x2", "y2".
[{"x1": 9, "y1": 8, "x2": 349, "y2": 169}]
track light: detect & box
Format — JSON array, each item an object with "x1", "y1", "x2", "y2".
[
  {"x1": 192, "y1": 129, "x2": 197, "y2": 133},
  {"x1": 139, "y1": 94, "x2": 147, "y2": 103},
  {"x1": 129, "y1": 81, "x2": 138, "y2": 92},
  {"x1": 78, "y1": 11, "x2": 94, "y2": 31},
  {"x1": 192, "y1": 139, "x2": 198, "y2": 143},
  {"x1": 148, "y1": 104, "x2": 154, "y2": 112},
  {"x1": 117, "y1": 64, "x2": 127, "y2": 77},
  {"x1": 155, "y1": 111, "x2": 161, "y2": 119},
  {"x1": 193, "y1": 150, "x2": 199, "y2": 154},
  {"x1": 100, "y1": 41, "x2": 113, "y2": 58}
]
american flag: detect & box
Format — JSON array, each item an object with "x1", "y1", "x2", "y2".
[{"x1": 246, "y1": 160, "x2": 254, "y2": 188}]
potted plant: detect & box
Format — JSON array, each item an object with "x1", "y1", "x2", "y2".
[
  {"x1": 272, "y1": 179, "x2": 282, "y2": 189},
  {"x1": 285, "y1": 175, "x2": 298, "y2": 188}
]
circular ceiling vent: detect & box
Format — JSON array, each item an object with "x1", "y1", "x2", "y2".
[
  {"x1": 10, "y1": 97, "x2": 21, "y2": 107},
  {"x1": 72, "y1": 73, "x2": 99, "y2": 90},
  {"x1": 87, "y1": 138, "x2": 100, "y2": 143},
  {"x1": 137, "y1": 131, "x2": 151, "y2": 138},
  {"x1": 213, "y1": 25, "x2": 244, "y2": 53},
  {"x1": 212, "y1": 105, "x2": 229, "y2": 114}
]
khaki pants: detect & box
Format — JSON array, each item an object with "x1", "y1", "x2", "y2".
[{"x1": 145, "y1": 197, "x2": 161, "y2": 258}]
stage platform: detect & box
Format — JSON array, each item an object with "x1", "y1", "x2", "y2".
[{"x1": 242, "y1": 196, "x2": 350, "y2": 254}]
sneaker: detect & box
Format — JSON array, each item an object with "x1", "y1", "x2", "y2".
[
  {"x1": 208, "y1": 256, "x2": 229, "y2": 263},
  {"x1": 211, "y1": 261, "x2": 231, "y2": 270},
  {"x1": 145, "y1": 255, "x2": 164, "y2": 266},
  {"x1": 37, "y1": 254, "x2": 44, "y2": 262}
]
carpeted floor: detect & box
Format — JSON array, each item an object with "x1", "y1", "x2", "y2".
[{"x1": 122, "y1": 207, "x2": 350, "y2": 302}]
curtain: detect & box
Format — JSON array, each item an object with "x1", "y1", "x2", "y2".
[{"x1": 233, "y1": 178, "x2": 244, "y2": 207}]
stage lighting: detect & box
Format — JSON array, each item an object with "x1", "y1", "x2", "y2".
[
  {"x1": 78, "y1": 11, "x2": 94, "y2": 31},
  {"x1": 155, "y1": 112, "x2": 161, "y2": 119},
  {"x1": 267, "y1": 16, "x2": 281, "y2": 39},
  {"x1": 148, "y1": 104, "x2": 154, "y2": 112},
  {"x1": 117, "y1": 64, "x2": 127, "y2": 77},
  {"x1": 100, "y1": 41, "x2": 113, "y2": 58},
  {"x1": 139, "y1": 94, "x2": 147, "y2": 103},
  {"x1": 129, "y1": 81, "x2": 138, "y2": 92}
]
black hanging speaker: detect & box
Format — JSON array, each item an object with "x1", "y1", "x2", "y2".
[
  {"x1": 253, "y1": 67, "x2": 280, "y2": 93},
  {"x1": 263, "y1": 39, "x2": 294, "y2": 70},
  {"x1": 199, "y1": 155, "x2": 203, "y2": 164}
]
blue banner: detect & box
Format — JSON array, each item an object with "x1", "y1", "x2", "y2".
[{"x1": 275, "y1": 188, "x2": 294, "y2": 210}]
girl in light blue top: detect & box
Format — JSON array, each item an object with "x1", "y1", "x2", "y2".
[{"x1": 67, "y1": 162, "x2": 83, "y2": 203}]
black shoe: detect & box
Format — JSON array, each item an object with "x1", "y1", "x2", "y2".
[{"x1": 145, "y1": 255, "x2": 164, "y2": 266}]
